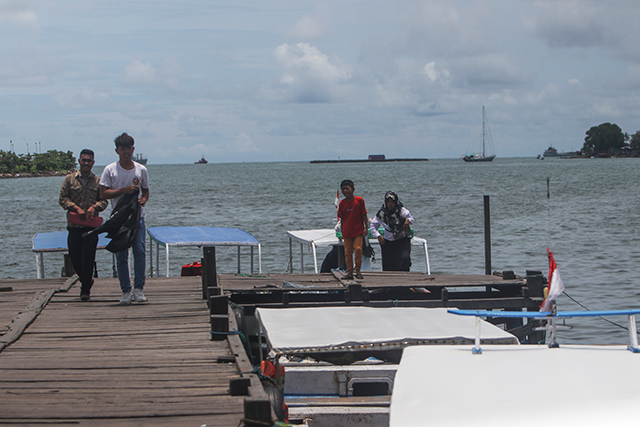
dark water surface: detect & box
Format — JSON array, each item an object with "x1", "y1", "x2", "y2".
[{"x1": 2, "y1": 157, "x2": 639, "y2": 344}]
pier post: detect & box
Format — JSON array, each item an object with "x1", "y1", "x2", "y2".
[
  {"x1": 202, "y1": 246, "x2": 217, "y2": 300},
  {"x1": 210, "y1": 293, "x2": 229, "y2": 341},
  {"x1": 484, "y1": 195, "x2": 491, "y2": 275},
  {"x1": 244, "y1": 397, "x2": 273, "y2": 427},
  {"x1": 524, "y1": 270, "x2": 546, "y2": 344}
]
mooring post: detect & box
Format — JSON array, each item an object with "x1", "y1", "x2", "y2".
[
  {"x1": 210, "y1": 293, "x2": 229, "y2": 341},
  {"x1": 202, "y1": 246, "x2": 217, "y2": 300},
  {"x1": 484, "y1": 195, "x2": 491, "y2": 275}
]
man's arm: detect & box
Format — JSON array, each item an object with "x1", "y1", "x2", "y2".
[
  {"x1": 100, "y1": 184, "x2": 139, "y2": 200},
  {"x1": 139, "y1": 187, "x2": 149, "y2": 207},
  {"x1": 59, "y1": 176, "x2": 86, "y2": 217},
  {"x1": 59, "y1": 176, "x2": 75, "y2": 210}
]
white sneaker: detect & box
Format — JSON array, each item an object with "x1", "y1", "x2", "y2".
[
  {"x1": 133, "y1": 288, "x2": 147, "y2": 303},
  {"x1": 119, "y1": 292, "x2": 133, "y2": 305}
]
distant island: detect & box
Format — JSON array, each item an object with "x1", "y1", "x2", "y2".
[
  {"x1": 311, "y1": 154, "x2": 428, "y2": 164},
  {"x1": 0, "y1": 150, "x2": 76, "y2": 178}
]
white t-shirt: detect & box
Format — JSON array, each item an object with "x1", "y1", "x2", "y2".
[{"x1": 100, "y1": 161, "x2": 149, "y2": 217}]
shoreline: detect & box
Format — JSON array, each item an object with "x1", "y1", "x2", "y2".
[{"x1": 0, "y1": 170, "x2": 72, "y2": 179}]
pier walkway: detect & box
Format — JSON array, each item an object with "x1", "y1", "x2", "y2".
[
  {"x1": 0, "y1": 270, "x2": 545, "y2": 426},
  {"x1": 0, "y1": 276, "x2": 245, "y2": 427}
]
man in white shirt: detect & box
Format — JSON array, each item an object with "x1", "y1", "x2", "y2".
[{"x1": 100, "y1": 133, "x2": 150, "y2": 305}]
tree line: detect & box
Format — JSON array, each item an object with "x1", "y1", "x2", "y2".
[
  {"x1": 582, "y1": 123, "x2": 640, "y2": 157},
  {"x1": 0, "y1": 150, "x2": 76, "y2": 174}
]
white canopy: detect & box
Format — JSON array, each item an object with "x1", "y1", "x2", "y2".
[
  {"x1": 286, "y1": 228, "x2": 430, "y2": 274},
  {"x1": 256, "y1": 307, "x2": 517, "y2": 354},
  {"x1": 390, "y1": 344, "x2": 640, "y2": 426}
]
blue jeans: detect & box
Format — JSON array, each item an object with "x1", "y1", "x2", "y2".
[{"x1": 116, "y1": 218, "x2": 146, "y2": 293}]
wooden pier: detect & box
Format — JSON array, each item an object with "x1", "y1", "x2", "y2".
[
  {"x1": 0, "y1": 276, "x2": 251, "y2": 427},
  {"x1": 1, "y1": 269, "x2": 547, "y2": 426}
]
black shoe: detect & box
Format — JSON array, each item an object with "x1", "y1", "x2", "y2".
[{"x1": 80, "y1": 293, "x2": 91, "y2": 302}]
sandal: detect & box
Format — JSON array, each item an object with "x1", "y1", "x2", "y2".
[
  {"x1": 355, "y1": 273, "x2": 364, "y2": 280},
  {"x1": 343, "y1": 274, "x2": 354, "y2": 280}
]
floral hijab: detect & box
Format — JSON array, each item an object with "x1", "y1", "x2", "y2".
[{"x1": 376, "y1": 191, "x2": 405, "y2": 236}]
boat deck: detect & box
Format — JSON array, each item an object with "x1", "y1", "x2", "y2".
[{"x1": 0, "y1": 276, "x2": 246, "y2": 426}]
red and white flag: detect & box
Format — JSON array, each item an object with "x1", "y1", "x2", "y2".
[{"x1": 540, "y1": 248, "x2": 565, "y2": 312}]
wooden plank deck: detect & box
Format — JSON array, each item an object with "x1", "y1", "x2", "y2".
[
  {"x1": 217, "y1": 271, "x2": 543, "y2": 311},
  {"x1": 0, "y1": 276, "x2": 247, "y2": 427}
]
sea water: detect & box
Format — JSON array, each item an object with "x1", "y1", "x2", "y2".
[{"x1": 1, "y1": 157, "x2": 639, "y2": 344}]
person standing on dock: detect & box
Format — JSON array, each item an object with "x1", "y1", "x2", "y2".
[
  {"x1": 100, "y1": 133, "x2": 150, "y2": 305},
  {"x1": 337, "y1": 180, "x2": 368, "y2": 280},
  {"x1": 370, "y1": 191, "x2": 414, "y2": 271},
  {"x1": 59, "y1": 149, "x2": 108, "y2": 301}
]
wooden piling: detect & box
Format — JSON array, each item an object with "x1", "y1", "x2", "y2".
[
  {"x1": 484, "y1": 195, "x2": 492, "y2": 275},
  {"x1": 202, "y1": 246, "x2": 217, "y2": 299}
]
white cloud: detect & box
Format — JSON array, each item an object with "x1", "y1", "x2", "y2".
[
  {"x1": 288, "y1": 3, "x2": 331, "y2": 40},
  {"x1": 51, "y1": 87, "x2": 113, "y2": 111},
  {"x1": 273, "y1": 43, "x2": 353, "y2": 103},
  {"x1": 0, "y1": 0, "x2": 38, "y2": 28},
  {"x1": 423, "y1": 62, "x2": 450, "y2": 84},
  {"x1": 122, "y1": 60, "x2": 156, "y2": 86},
  {"x1": 230, "y1": 132, "x2": 259, "y2": 153}
]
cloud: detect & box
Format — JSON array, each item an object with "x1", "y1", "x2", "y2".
[
  {"x1": 288, "y1": 3, "x2": 331, "y2": 40},
  {"x1": 175, "y1": 113, "x2": 217, "y2": 138},
  {"x1": 50, "y1": 87, "x2": 113, "y2": 111},
  {"x1": 0, "y1": 0, "x2": 38, "y2": 28},
  {"x1": 272, "y1": 43, "x2": 354, "y2": 103},
  {"x1": 423, "y1": 62, "x2": 450, "y2": 84},
  {"x1": 528, "y1": 1, "x2": 640, "y2": 61},
  {"x1": 399, "y1": 1, "x2": 494, "y2": 58},
  {"x1": 451, "y1": 53, "x2": 528, "y2": 88},
  {"x1": 122, "y1": 60, "x2": 156, "y2": 86},
  {"x1": 121, "y1": 58, "x2": 183, "y2": 93},
  {"x1": 230, "y1": 132, "x2": 259, "y2": 153},
  {"x1": 0, "y1": 54, "x2": 59, "y2": 86}
]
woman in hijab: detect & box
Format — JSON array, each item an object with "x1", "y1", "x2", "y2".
[{"x1": 369, "y1": 191, "x2": 415, "y2": 271}]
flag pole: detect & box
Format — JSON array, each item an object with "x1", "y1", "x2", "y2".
[{"x1": 547, "y1": 177, "x2": 551, "y2": 249}]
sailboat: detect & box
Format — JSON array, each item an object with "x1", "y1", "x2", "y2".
[{"x1": 461, "y1": 105, "x2": 496, "y2": 162}]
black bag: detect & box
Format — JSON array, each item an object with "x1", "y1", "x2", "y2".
[{"x1": 363, "y1": 237, "x2": 375, "y2": 262}]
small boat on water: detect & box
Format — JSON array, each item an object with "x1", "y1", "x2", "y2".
[
  {"x1": 194, "y1": 156, "x2": 208, "y2": 164},
  {"x1": 543, "y1": 145, "x2": 574, "y2": 158},
  {"x1": 133, "y1": 153, "x2": 147, "y2": 165},
  {"x1": 461, "y1": 105, "x2": 496, "y2": 162}
]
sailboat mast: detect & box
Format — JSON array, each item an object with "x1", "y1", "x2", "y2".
[{"x1": 482, "y1": 105, "x2": 486, "y2": 157}]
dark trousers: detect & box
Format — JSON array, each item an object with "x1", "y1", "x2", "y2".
[
  {"x1": 67, "y1": 227, "x2": 99, "y2": 295},
  {"x1": 381, "y1": 237, "x2": 412, "y2": 271}
]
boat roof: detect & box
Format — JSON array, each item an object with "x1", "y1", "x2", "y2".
[
  {"x1": 32, "y1": 231, "x2": 111, "y2": 252},
  {"x1": 390, "y1": 344, "x2": 640, "y2": 426},
  {"x1": 286, "y1": 228, "x2": 427, "y2": 248},
  {"x1": 148, "y1": 226, "x2": 259, "y2": 247},
  {"x1": 147, "y1": 226, "x2": 262, "y2": 277},
  {"x1": 256, "y1": 307, "x2": 518, "y2": 355},
  {"x1": 286, "y1": 228, "x2": 431, "y2": 274}
]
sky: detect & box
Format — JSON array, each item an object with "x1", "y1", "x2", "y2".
[{"x1": 2, "y1": 0, "x2": 640, "y2": 164}]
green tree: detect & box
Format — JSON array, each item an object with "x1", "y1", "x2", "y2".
[
  {"x1": 630, "y1": 130, "x2": 640, "y2": 152},
  {"x1": 582, "y1": 123, "x2": 625, "y2": 155},
  {"x1": 0, "y1": 149, "x2": 76, "y2": 174}
]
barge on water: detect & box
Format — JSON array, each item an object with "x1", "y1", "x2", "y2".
[{"x1": 310, "y1": 154, "x2": 428, "y2": 163}]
